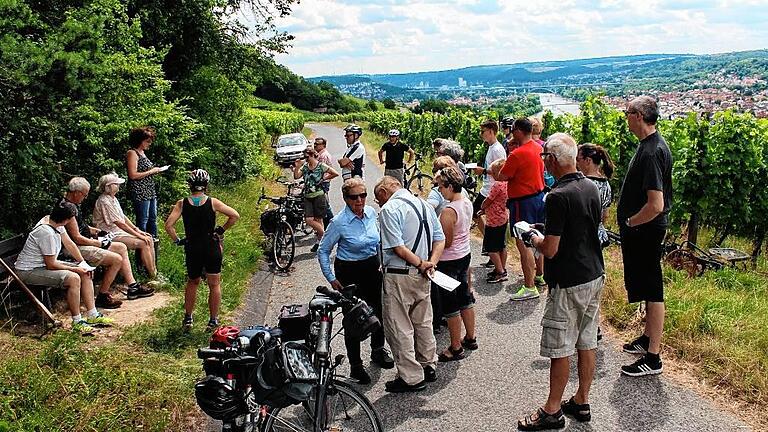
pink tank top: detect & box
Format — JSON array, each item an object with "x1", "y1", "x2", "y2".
[{"x1": 440, "y1": 197, "x2": 472, "y2": 261}]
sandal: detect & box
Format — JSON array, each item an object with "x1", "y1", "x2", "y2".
[
  {"x1": 517, "y1": 407, "x2": 565, "y2": 431},
  {"x1": 437, "y1": 346, "x2": 465, "y2": 362},
  {"x1": 461, "y1": 336, "x2": 478, "y2": 350}
]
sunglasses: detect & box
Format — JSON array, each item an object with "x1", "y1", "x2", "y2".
[
  {"x1": 540, "y1": 152, "x2": 555, "y2": 160},
  {"x1": 344, "y1": 192, "x2": 368, "y2": 201}
]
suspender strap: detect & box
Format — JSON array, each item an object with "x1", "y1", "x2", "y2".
[{"x1": 392, "y1": 196, "x2": 432, "y2": 262}]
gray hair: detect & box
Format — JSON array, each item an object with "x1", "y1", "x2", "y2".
[
  {"x1": 342, "y1": 178, "x2": 366, "y2": 196},
  {"x1": 68, "y1": 177, "x2": 91, "y2": 192},
  {"x1": 544, "y1": 133, "x2": 577, "y2": 166},
  {"x1": 629, "y1": 95, "x2": 659, "y2": 125},
  {"x1": 438, "y1": 140, "x2": 464, "y2": 163},
  {"x1": 374, "y1": 175, "x2": 402, "y2": 197}
]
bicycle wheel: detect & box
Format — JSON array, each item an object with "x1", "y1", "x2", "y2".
[
  {"x1": 272, "y1": 221, "x2": 295, "y2": 271},
  {"x1": 262, "y1": 380, "x2": 383, "y2": 432},
  {"x1": 406, "y1": 173, "x2": 433, "y2": 198}
]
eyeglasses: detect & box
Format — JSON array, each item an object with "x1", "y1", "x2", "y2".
[
  {"x1": 540, "y1": 152, "x2": 555, "y2": 160},
  {"x1": 344, "y1": 133, "x2": 355, "y2": 138},
  {"x1": 344, "y1": 192, "x2": 368, "y2": 201}
]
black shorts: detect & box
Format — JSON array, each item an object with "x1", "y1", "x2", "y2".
[
  {"x1": 483, "y1": 223, "x2": 508, "y2": 253},
  {"x1": 185, "y1": 238, "x2": 223, "y2": 279},
  {"x1": 620, "y1": 225, "x2": 666, "y2": 303},
  {"x1": 472, "y1": 193, "x2": 487, "y2": 217},
  {"x1": 436, "y1": 254, "x2": 474, "y2": 318}
]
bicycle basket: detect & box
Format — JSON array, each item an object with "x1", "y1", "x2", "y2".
[
  {"x1": 278, "y1": 304, "x2": 311, "y2": 341},
  {"x1": 195, "y1": 376, "x2": 246, "y2": 421},
  {"x1": 260, "y1": 209, "x2": 279, "y2": 234},
  {"x1": 342, "y1": 300, "x2": 381, "y2": 342}
]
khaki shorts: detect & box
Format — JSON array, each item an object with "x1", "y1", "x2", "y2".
[
  {"x1": 540, "y1": 274, "x2": 605, "y2": 358},
  {"x1": 16, "y1": 262, "x2": 79, "y2": 289},
  {"x1": 60, "y1": 246, "x2": 109, "y2": 267}
]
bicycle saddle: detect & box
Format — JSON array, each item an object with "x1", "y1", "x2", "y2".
[{"x1": 309, "y1": 294, "x2": 335, "y2": 310}]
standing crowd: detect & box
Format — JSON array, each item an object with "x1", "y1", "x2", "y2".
[
  {"x1": 310, "y1": 95, "x2": 672, "y2": 430},
  {"x1": 11, "y1": 95, "x2": 672, "y2": 430}
]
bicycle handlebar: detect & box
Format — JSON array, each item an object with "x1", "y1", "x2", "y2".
[
  {"x1": 197, "y1": 347, "x2": 235, "y2": 359},
  {"x1": 315, "y1": 285, "x2": 356, "y2": 305}
]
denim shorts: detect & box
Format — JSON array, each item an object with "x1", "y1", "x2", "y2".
[{"x1": 436, "y1": 254, "x2": 474, "y2": 318}]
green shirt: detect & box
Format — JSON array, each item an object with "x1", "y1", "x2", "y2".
[{"x1": 302, "y1": 163, "x2": 329, "y2": 198}]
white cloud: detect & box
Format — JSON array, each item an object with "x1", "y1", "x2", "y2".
[{"x1": 259, "y1": 0, "x2": 768, "y2": 77}]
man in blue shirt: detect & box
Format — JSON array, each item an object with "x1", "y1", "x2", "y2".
[
  {"x1": 318, "y1": 178, "x2": 394, "y2": 384},
  {"x1": 374, "y1": 176, "x2": 445, "y2": 393}
]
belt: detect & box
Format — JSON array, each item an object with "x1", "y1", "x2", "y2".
[
  {"x1": 383, "y1": 267, "x2": 420, "y2": 275},
  {"x1": 507, "y1": 190, "x2": 544, "y2": 203}
]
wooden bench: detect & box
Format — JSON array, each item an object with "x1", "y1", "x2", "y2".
[{"x1": 0, "y1": 234, "x2": 62, "y2": 330}]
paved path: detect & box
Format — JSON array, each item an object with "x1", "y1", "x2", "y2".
[{"x1": 255, "y1": 123, "x2": 750, "y2": 432}]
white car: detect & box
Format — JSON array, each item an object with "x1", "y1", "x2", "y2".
[{"x1": 274, "y1": 133, "x2": 310, "y2": 166}]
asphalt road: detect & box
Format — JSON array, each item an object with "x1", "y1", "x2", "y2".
[{"x1": 245, "y1": 123, "x2": 750, "y2": 432}]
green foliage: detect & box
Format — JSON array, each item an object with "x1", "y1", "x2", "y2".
[{"x1": 382, "y1": 98, "x2": 396, "y2": 110}]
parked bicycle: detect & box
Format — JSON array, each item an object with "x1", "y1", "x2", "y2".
[
  {"x1": 403, "y1": 153, "x2": 433, "y2": 197},
  {"x1": 662, "y1": 233, "x2": 750, "y2": 277},
  {"x1": 259, "y1": 190, "x2": 304, "y2": 271},
  {"x1": 194, "y1": 285, "x2": 384, "y2": 432}
]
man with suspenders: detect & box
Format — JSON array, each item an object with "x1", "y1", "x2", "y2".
[{"x1": 374, "y1": 176, "x2": 445, "y2": 393}]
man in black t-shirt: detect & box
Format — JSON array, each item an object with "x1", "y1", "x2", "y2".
[
  {"x1": 617, "y1": 95, "x2": 673, "y2": 378},
  {"x1": 378, "y1": 129, "x2": 413, "y2": 186},
  {"x1": 517, "y1": 133, "x2": 604, "y2": 431}
]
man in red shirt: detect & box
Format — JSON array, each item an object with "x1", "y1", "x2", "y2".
[{"x1": 498, "y1": 118, "x2": 546, "y2": 301}]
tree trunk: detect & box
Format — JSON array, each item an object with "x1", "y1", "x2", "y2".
[
  {"x1": 687, "y1": 212, "x2": 700, "y2": 245},
  {"x1": 752, "y1": 231, "x2": 765, "y2": 266}
]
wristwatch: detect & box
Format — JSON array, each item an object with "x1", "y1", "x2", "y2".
[{"x1": 625, "y1": 217, "x2": 633, "y2": 228}]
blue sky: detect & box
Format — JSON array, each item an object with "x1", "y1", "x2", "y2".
[{"x1": 251, "y1": 0, "x2": 768, "y2": 77}]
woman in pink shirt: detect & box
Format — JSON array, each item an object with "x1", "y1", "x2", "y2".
[{"x1": 435, "y1": 166, "x2": 477, "y2": 361}]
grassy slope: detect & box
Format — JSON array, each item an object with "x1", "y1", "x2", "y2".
[{"x1": 0, "y1": 145, "x2": 279, "y2": 431}]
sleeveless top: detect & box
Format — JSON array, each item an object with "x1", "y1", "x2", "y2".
[
  {"x1": 182, "y1": 196, "x2": 216, "y2": 244},
  {"x1": 128, "y1": 149, "x2": 156, "y2": 201},
  {"x1": 440, "y1": 197, "x2": 472, "y2": 261}
]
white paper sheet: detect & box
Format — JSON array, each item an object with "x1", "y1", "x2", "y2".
[
  {"x1": 463, "y1": 163, "x2": 478, "y2": 169},
  {"x1": 157, "y1": 165, "x2": 170, "y2": 172},
  {"x1": 428, "y1": 270, "x2": 461, "y2": 292},
  {"x1": 78, "y1": 261, "x2": 97, "y2": 272}
]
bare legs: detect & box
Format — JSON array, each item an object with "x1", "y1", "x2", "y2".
[{"x1": 184, "y1": 273, "x2": 222, "y2": 319}]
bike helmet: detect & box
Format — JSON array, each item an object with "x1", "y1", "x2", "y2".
[
  {"x1": 343, "y1": 124, "x2": 363, "y2": 136},
  {"x1": 500, "y1": 116, "x2": 515, "y2": 130},
  {"x1": 388, "y1": 129, "x2": 400, "y2": 137},
  {"x1": 210, "y1": 325, "x2": 240, "y2": 348},
  {"x1": 188, "y1": 169, "x2": 210, "y2": 191},
  {"x1": 194, "y1": 376, "x2": 246, "y2": 421}
]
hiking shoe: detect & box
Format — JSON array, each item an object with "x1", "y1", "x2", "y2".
[
  {"x1": 72, "y1": 320, "x2": 95, "y2": 336},
  {"x1": 95, "y1": 292, "x2": 123, "y2": 309},
  {"x1": 487, "y1": 271, "x2": 508, "y2": 284},
  {"x1": 621, "y1": 355, "x2": 663, "y2": 377},
  {"x1": 561, "y1": 397, "x2": 591, "y2": 422},
  {"x1": 371, "y1": 347, "x2": 395, "y2": 369},
  {"x1": 510, "y1": 286, "x2": 540, "y2": 301},
  {"x1": 385, "y1": 377, "x2": 425, "y2": 393},
  {"x1": 127, "y1": 283, "x2": 155, "y2": 300},
  {"x1": 310, "y1": 243, "x2": 320, "y2": 253},
  {"x1": 350, "y1": 364, "x2": 371, "y2": 384},
  {"x1": 622, "y1": 335, "x2": 649, "y2": 354},
  {"x1": 183, "y1": 315, "x2": 194, "y2": 332},
  {"x1": 85, "y1": 313, "x2": 114, "y2": 327},
  {"x1": 518, "y1": 407, "x2": 565, "y2": 431},
  {"x1": 206, "y1": 318, "x2": 220, "y2": 331},
  {"x1": 534, "y1": 275, "x2": 547, "y2": 287},
  {"x1": 423, "y1": 366, "x2": 437, "y2": 383}
]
